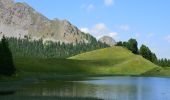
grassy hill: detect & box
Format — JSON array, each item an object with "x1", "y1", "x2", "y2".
[
  {"x1": 11, "y1": 46, "x2": 159, "y2": 79},
  {"x1": 69, "y1": 46, "x2": 159, "y2": 75}
]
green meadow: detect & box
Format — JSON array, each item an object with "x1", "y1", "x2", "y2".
[{"x1": 10, "y1": 46, "x2": 159, "y2": 79}]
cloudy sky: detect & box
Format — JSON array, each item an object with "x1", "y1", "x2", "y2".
[{"x1": 15, "y1": 0, "x2": 170, "y2": 59}]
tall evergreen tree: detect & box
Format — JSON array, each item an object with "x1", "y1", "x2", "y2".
[
  {"x1": 151, "y1": 53, "x2": 157, "y2": 63},
  {"x1": 0, "y1": 36, "x2": 15, "y2": 76}
]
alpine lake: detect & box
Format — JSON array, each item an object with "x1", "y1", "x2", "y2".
[{"x1": 0, "y1": 76, "x2": 170, "y2": 100}]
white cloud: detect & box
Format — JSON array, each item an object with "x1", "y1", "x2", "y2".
[
  {"x1": 81, "y1": 4, "x2": 95, "y2": 12},
  {"x1": 80, "y1": 28, "x2": 90, "y2": 33},
  {"x1": 104, "y1": 0, "x2": 114, "y2": 7},
  {"x1": 119, "y1": 24, "x2": 130, "y2": 32},
  {"x1": 108, "y1": 32, "x2": 118, "y2": 38},
  {"x1": 91, "y1": 23, "x2": 108, "y2": 34},
  {"x1": 80, "y1": 23, "x2": 118, "y2": 39},
  {"x1": 165, "y1": 35, "x2": 170, "y2": 42}
]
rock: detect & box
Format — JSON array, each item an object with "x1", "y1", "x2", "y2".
[
  {"x1": 0, "y1": 0, "x2": 90, "y2": 44},
  {"x1": 99, "y1": 36, "x2": 116, "y2": 46}
]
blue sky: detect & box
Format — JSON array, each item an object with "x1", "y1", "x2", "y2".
[{"x1": 14, "y1": 0, "x2": 170, "y2": 59}]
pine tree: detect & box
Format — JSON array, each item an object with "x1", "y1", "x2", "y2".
[
  {"x1": 0, "y1": 36, "x2": 15, "y2": 76},
  {"x1": 151, "y1": 53, "x2": 157, "y2": 63}
]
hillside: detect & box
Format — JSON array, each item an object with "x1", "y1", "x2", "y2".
[
  {"x1": 69, "y1": 46, "x2": 159, "y2": 75},
  {"x1": 0, "y1": 0, "x2": 92, "y2": 44},
  {"x1": 13, "y1": 47, "x2": 159, "y2": 78}
]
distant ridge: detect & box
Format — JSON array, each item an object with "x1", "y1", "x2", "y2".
[{"x1": 0, "y1": 0, "x2": 94, "y2": 44}]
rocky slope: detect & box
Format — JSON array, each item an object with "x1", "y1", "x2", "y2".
[
  {"x1": 0, "y1": 0, "x2": 90, "y2": 44},
  {"x1": 99, "y1": 36, "x2": 116, "y2": 46}
]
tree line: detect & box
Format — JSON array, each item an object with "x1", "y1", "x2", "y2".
[
  {"x1": 0, "y1": 34, "x2": 109, "y2": 76},
  {"x1": 116, "y1": 39, "x2": 170, "y2": 67},
  {"x1": 7, "y1": 34, "x2": 109, "y2": 58},
  {"x1": 157, "y1": 59, "x2": 170, "y2": 67}
]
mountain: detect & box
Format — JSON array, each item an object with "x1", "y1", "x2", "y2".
[
  {"x1": 99, "y1": 36, "x2": 116, "y2": 46},
  {"x1": 0, "y1": 0, "x2": 92, "y2": 44}
]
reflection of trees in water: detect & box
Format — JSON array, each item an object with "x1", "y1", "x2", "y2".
[
  {"x1": 16, "y1": 81, "x2": 98, "y2": 98},
  {"x1": 1, "y1": 77, "x2": 170, "y2": 100},
  {"x1": 14, "y1": 80, "x2": 143, "y2": 100}
]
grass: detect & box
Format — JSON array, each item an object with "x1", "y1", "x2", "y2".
[
  {"x1": 69, "y1": 46, "x2": 159, "y2": 75},
  {"x1": 10, "y1": 46, "x2": 159, "y2": 79},
  {"x1": 143, "y1": 67, "x2": 170, "y2": 77}
]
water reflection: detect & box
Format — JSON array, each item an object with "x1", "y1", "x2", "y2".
[
  {"x1": 1, "y1": 77, "x2": 170, "y2": 100},
  {"x1": 0, "y1": 91, "x2": 15, "y2": 95}
]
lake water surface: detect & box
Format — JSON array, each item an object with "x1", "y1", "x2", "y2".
[{"x1": 0, "y1": 76, "x2": 170, "y2": 100}]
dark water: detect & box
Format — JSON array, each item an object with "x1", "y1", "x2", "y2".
[{"x1": 0, "y1": 77, "x2": 170, "y2": 100}]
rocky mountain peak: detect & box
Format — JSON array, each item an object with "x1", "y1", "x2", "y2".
[
  {"x1": 62, "y1": 19, "x2": 71, "y2": 25},
  {"x1": 99, "y1": 36, "x2": 116, "y2": 46},
  {"x1": 0, "y1": 0, "x2": 91, "y2": 44},
  {"x1": 0, "y1": 0, "x2": 13, "y2": 6}
]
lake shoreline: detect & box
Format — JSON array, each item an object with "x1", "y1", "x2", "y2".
[{"x1": 1, "y1": 72, "x2": 170, "y2": 82}]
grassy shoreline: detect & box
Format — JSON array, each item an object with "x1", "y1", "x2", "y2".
[{"x1": 1, "y1": 67, "x2": 170, "y2": 82}]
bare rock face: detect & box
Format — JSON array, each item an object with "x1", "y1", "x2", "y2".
[
  {"x1": 0, "y1": 0, "x2": 89, "y2": 44},
  {"x1": 99, "y1": 36, "x2": 116, "y2": 46}
]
